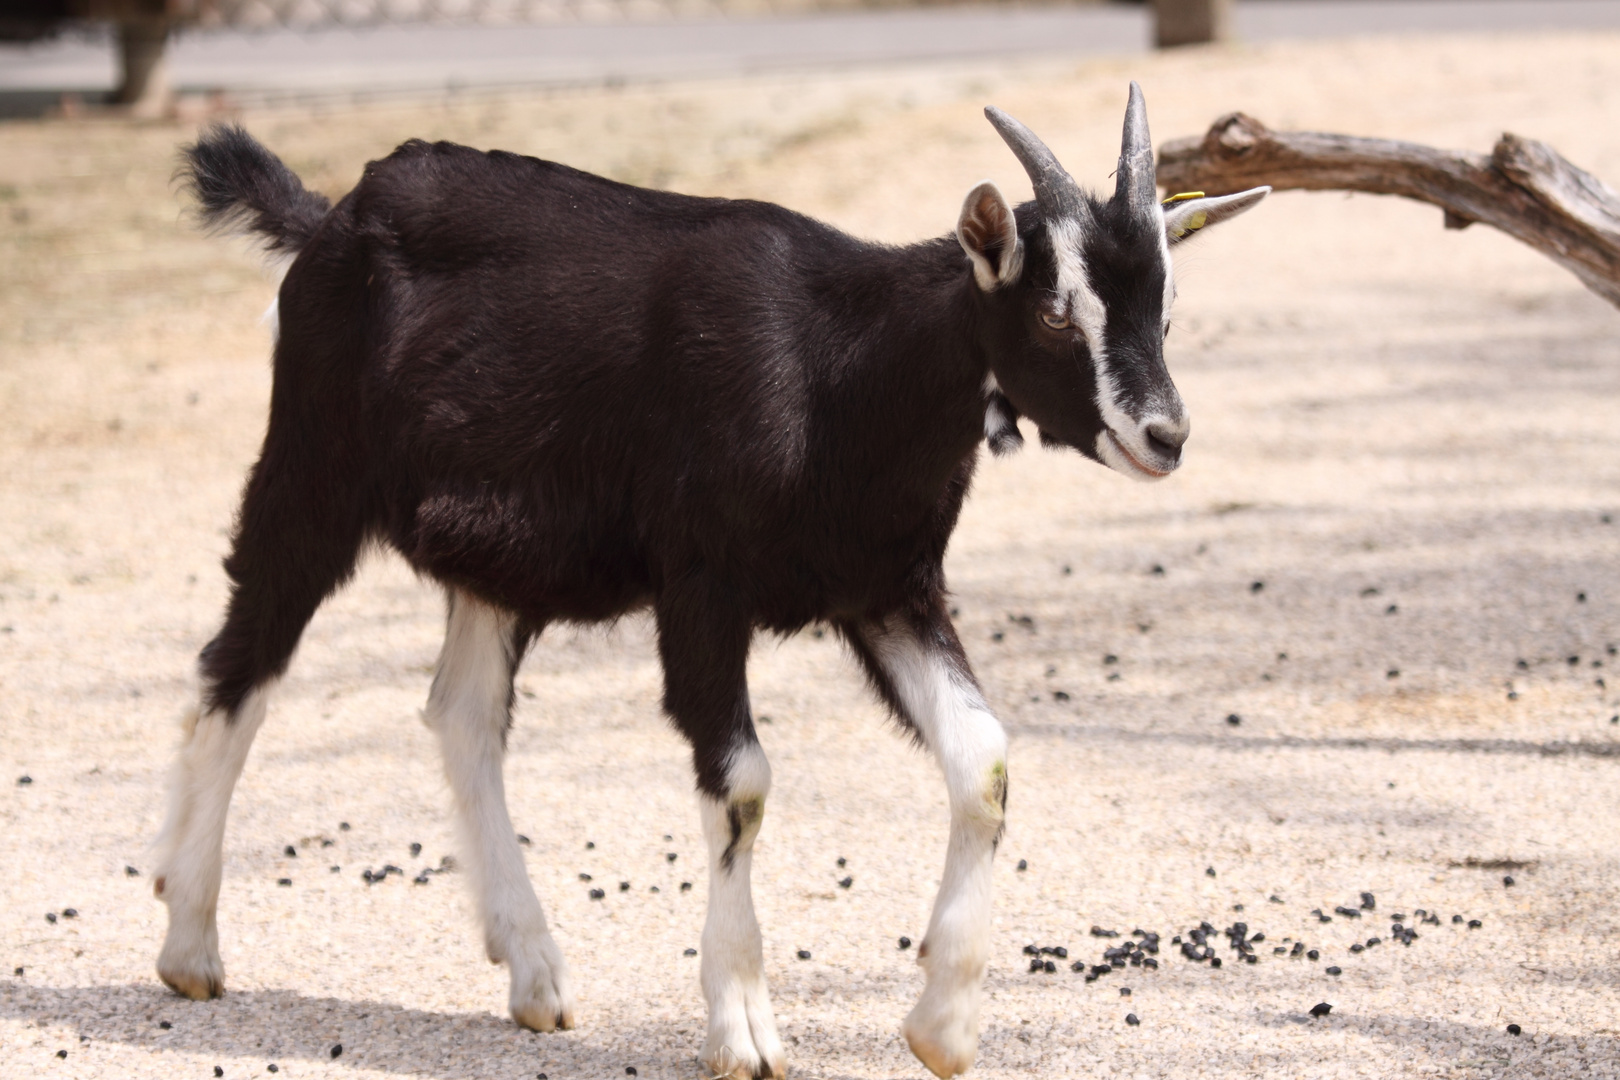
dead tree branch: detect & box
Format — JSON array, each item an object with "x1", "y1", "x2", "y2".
[{"x1": 1157, "y1": 112, "x2": 1620, "y2": 309}]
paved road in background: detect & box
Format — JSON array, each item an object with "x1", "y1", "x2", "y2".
[{"x1": 4, "y1": 0, "x2": 1620, "y2": 102}]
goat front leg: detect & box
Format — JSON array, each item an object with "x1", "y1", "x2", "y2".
[
  {"x1": 153, "y1": 685, "x2": 273, "y2": 999},
  {"x1": 657, "y1": 581, "x2": 785, "y2": 1080},
  {"x1": 425, "y1": 590, "x2": 573, "y2": 1032},
  {"x1": 848, "y1": 608, "x2": 1008, "y2": 1079}
]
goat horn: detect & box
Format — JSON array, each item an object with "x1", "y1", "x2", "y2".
[
  {"x1": 984, "y1": 106, "x2": 1088, "y2": 223},
  {"x1": 1115, "y1": 81, "x2": 1159, "y2": 216}
]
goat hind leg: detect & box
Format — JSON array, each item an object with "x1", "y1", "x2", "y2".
[
  {"x1": 153, "y1": 685, "x2": 272, "y2": 999},
  {"x1": 425, "y1": 589, "x2": 573, "y2": 1032}
]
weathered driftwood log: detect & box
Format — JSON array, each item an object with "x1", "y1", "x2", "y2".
[{"x1": 1158, "y1": 112, "x2": 1620, "y2": 309}]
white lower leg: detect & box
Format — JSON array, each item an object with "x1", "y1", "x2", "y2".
[
  {"x1": 426, "y1": 592, "x2": 572, "y2": 1032},
  {"x1": 867, "y1": 620, "x2": 1008, "y2": 1080},
  {"x1": 699, "y1": 743, "x2": 784, "y2": 1080},
  {"x1": 153, "y1": 685, "x2": 272, "y2": 1000}
]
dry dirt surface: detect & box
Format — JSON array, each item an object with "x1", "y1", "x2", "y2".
[{"x1": 3, "y1": 29, "x2": 1620, "y2": 1080}]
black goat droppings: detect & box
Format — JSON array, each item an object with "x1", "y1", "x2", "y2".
[
  {"x1": 16, "y1": 776, "x2": 31, "y2": 786},
  {"x1": 1453, "y1": 915, "x2": 1464, "y2": 924},
  {"x1": 125, "y1": 865, "x2": 140, "y2": 877},
  {"x1": 1226, "y1": 714, "x2": 1242, "y2": 727},
  {"x1": 667, "y1": 853, "x2": 678, "y2": 863},
  {"x1": 1468, "y1": 919, "x2": 1483, "y2": 929},
  {"x1": 588, "y1": 888, "x2": 605, "y2": 900},
  {"x1": 1309, "y1": 1002, "x2": 1332, "y2": 1018},
  {"x1": 1120, "y1": 987, "x2": 1131, "y2": 996},
  {"x1": 627, "y1": 1067, "x2": 638, "y2": 1075},
  {"x1": 1250, "y1": 581, "x2": 1264, "y2": 593},
  {"x1": 898, "y1": 936, "x2": 911, "y2": 950},
  {"x1": 331, "y1": 1044, "x2": 343, "y2": 1058},
  {"x1": 1507, "y1": 1024, "x2": 1522, "y2": 1036},
  {"x1": 1326, "y1": 966, "x2": 1342, "y2": 976},
  {"x1": 13, "y1": 967, "x2": 22, "y2": 976},
  {"x1": 414, "y1": 872, "x2": 431, "y2": 885},
  {"x1": 579, "y1": 873, "x2": 592, "y2": 881},
  {"x1": 991, "y1": 631, "x2": 1004, "y2": 643},
  {"x1": 277, "y1": 878, "x2": 292, "y2": 887},
  {"x1": 1062, "y1": 565, "x2": 1073, "y2": 575},
  {"x1": 797, "y1": 950, "x2": 812, "y2": 960},
  {"x1": 680, "y1": 882, "x2": 692, "y2": 892},
  {"x1": 1209, "y1": 957, "x2": 1222, "y2": 969},
  {"x1": 684, "y1": 948, "x2": 698, "y2": 956},
  {"x1": 1568, "y1": 655, "x2": 1581, "y2": 666},
  {"x1": 1503, "y1": 876, "x2": 1515, "y2": 887},
  {"x1": 45, "y1": 913, "x2": 56, "y2": 924},
  {"x1": 268, "y1": 1065, "x2": 279, "y2": 1073},
  {"x1": 159, "y1": 1021, "x2": 171, "y2": 1029},
  {"x1": 1291, "y1": 942, "x2": 1305, "y2": 958},
  {"x1": 339, "y1": 822, "x2": 350, "y2": 831},
  {"x1": 1385, "y1": 605, "x2": 1398, "y2": 615},
  {"x1": 1360, "y1": 892, "x2": 1376, "y2": 910},
  {"x1": 1386, "y1": 669, "x2": 1400, "y2": 679},
  {"x1": 838, "y1": 877, "x2": 853, "y2": 889},
  {"x1": 283, "y1": 845, "x2": 296, "y2": 857},
  {"x1": 1016, "y1": 859, "x2": 1028, "y2": 871},
  {"x1": 619, "y1": 881, "x2": 631, "y2": 892},
  {"x1": 1578, "y1": 592, "x2": 1587, "y2": 603},
  {"x1": 1349, "y1": 944, "x2": 1363, "y2": 954},
  {"x1": 1206, "y1": 867, "x2": 1217, "y2": 877},
  {"x1": 1125, "y1": 1013, "x2": 1140, "y2": 1026},
  {"x1": 538, "y1": 1074, "x2": 548, "y2": 1080},
  {"x1": 410, "y1": 842, "x2": 423, "y2": 856},
  {"x1": 56, "y1": 1050, "x2": 67, "y2": 1059},
  {"x1": 61, "y1": 908, "x2": 77, "y2": 918},
  {"x1": 1103, "y1": 654, "x2": 1119, "y2": 665},
  {"x1": 586, "y1": 841, "x2": 595, "y2": 849},
  {"x1": 321, "y1": 838, "x2": 334, "y2": 847},
  {"x1": 1516, "y1": 659, "x2": 1529, "y2": 670},
  {"x1": 1270, "y1": 894, "x2": 1285, "y2": 904},
  {"x1": 649, "y1": 886, "x2": 659, "y2": 893},
  {"x1": 215, "y1": 1068, "x2": 224, "y2": 1077},
  {"x1": 1307, "y1": 950, "x2": 1320, "y2": 961},
  {"x1": 1091, "y1": 926, "x2": 1119, "y2": 938},
  {"x1": 1044, "y1": 960, "x2": 1057, "y2": 973},
  {"x1": 1361, "y1": 587, "x2": 1380, "y2": 597},
  {"x1": 1053, "y1": 690, "x2": 1070, "y2": 702},
  {"x1": 836, "y1": 857, "x2": 846, "y2": 868}
]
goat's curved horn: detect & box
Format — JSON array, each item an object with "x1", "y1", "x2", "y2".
[
  {"x1": 984, "y1": 106, "x2": 1088, "y2": 222},
  {"x1": 1115, "y1": 81, "x2": 1158, "y2": 216}
]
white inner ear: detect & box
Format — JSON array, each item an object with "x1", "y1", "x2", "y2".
[
  {"x1": 1162, "y1": 186, "x2": 1271, "y2": 244},
  {"x1": 957, "y1": 180, "x2": 1023, "y2": 292}
]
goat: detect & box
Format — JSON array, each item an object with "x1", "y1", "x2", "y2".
[{"x1": 156, "y1": 84, "x2": 1267, "y2": 1079}]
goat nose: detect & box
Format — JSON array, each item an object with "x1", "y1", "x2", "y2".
[{"x1": 1145, "y1": 416, "x2": 1190, "y2": 456}]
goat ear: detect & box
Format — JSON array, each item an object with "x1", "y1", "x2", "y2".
[
  {"x1": 957, "y1": 181, "x2": 1023, "y2": 291},
  {"x1": 1162, "y1": 186, "x2": 1271, "y2": 244}
]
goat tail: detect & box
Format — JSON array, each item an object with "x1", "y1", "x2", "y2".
[{"x1": 179, "y1": 125, "x2": 331, "y2": 256}]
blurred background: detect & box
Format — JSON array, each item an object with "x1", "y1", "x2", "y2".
[{"x1": 3, "y1": 3, "x2": 1619, "y2": 1079}]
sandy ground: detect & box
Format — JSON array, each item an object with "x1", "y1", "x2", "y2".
[{"x1": 3, "y1": 29, "x2": 1620, "y2": 1080}]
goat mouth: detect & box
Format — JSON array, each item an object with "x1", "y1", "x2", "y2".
[{"x1": 1105, "y1": 430, "x2": 1174, "y2": 479}]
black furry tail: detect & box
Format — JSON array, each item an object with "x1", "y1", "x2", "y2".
[{"x1": 179, "y1": 125, "x2": 331, "y2": 255}]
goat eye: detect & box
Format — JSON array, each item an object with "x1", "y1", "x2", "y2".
[{"x1": 1041, "y1": 312, "x2": 1070, "y2": 330}]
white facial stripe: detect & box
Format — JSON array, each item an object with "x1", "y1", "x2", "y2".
[
  {"x1": 1047, "y1": 218, "x2": 1134, "y2": 441},
  {"x1": 1157, "y1": 205, "x2": 1176, "y2": 326}
]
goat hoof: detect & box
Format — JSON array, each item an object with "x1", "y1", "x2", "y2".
[
  {"x1": 902, "y1": 998, "x2": 978, "y2": 1079},
  {"x1": 507, "y1": 938, "x2": 574, "y2": 1033},
  {"x1": 700, "y1": 1041, "x2": 785, "y2": 1079},
  {"x1": 157, "y1": 956, "x2": 223, "y2": 1001}
]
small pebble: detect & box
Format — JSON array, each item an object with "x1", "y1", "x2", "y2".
[
  {"x1": 1507, "y1": 1024, "x2": 1522, "y2": 1036},
  {"x1": 283, "y1": 845, "x2": 297, "y2": 858},
  {"x1": 331, "y1": 1043, "x2": 343, "y2": 1058},
  {"x1": 898, "y1": 936, "x2": 911, "y2": 950},
  {"x1": 1309, "y1": 1002, "x2": 1332, "y2": 1018},
  {"x1": 797, "y1": 950, "x2": 811, "y2": 960},
  {"x1": 1016, "y1": 859, "x2": 1028, "y2": 871},
  {"x1": 684, "y1": 948, "x2": 697, "y2": 956},
  {"x1": 1124, "y1": 1013, "x2": 1139, "y2": 1026},
  {"x1": 1326, "y1": 966, "x2": 1341, "y2": 976}
]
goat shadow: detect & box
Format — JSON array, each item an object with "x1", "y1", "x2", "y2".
[{"x1": 0, "y1": 980, "x2": 709, "y2": 1078}]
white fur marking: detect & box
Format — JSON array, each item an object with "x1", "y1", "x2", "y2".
[
  {"x1": 154, "y1": 685, "x2": 274, "y2": 999},
  {"x1": 260, "y1": 296, "x2": 280, "y2": 342},
  {"x1": 867, "y1": 619, "x2": 1007, "y2": 1079},
  {"x1": 698, "y1": 745, "x2": 784, "y2": 1078},
  {"x1": 425, "y1": 591, "x2": 573, "y2": 1032},
  {"x1": 1048, "y1": 218, "x2": 1135, "y2": 441}
]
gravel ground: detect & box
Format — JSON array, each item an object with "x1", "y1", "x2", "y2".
[{"x1": 3, "y1": 29, "x2": 1620, "y2": 1080}]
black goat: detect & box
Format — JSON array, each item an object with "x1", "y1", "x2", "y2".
[{"x1": 154, "y1": 85, "x2": 1266, "y2": 1079}]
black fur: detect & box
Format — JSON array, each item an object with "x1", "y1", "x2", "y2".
[{"x1": 179, "y1": 126, "x2": 1174, "y2": 799}]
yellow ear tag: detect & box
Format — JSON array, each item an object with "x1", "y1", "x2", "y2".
[{"x1": 1162, "y1": 191, "x2": 1206, "y2": 204}]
